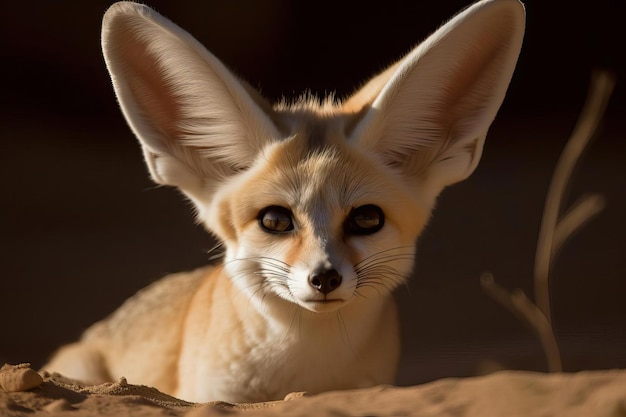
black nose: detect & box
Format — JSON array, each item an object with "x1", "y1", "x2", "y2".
[{"x1": 309, "y1": 268, "x2": 342, "y2": 295}]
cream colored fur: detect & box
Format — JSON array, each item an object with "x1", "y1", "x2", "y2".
[{"x1": 45, "y1": 0, "x2": 525, "y2": 403}]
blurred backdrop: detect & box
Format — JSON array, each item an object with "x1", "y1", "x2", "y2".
[{"x1": 1, "y1": 0, "x2": 625, "y2": 385}]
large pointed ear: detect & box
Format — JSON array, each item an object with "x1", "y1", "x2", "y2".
[
  {"x1": 101, "y1": 2, "x2": 279, "y2": 200},
  {"x1": 348, "y1": 0, "x2": 525, "y2": 197}
]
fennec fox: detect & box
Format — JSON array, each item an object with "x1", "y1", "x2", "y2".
[{"x1": 45, "y1": 0, "x2": 524, "y2": 403}]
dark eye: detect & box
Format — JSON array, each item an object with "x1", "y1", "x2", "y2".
[
  {"x1": 258, "y1": 206, "x2": 294, "y2": 233},
  {"x1": 345, "y1": 204, "x2": 384, "y2": 235}
]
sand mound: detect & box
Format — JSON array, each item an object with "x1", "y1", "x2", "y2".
[{"x1": 1, "y1": 363, "x2": 625, "y2": 416}]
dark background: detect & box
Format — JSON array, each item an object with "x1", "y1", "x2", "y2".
[{"x1": 1, "y1": 0, "x2": 624, "y2": 386}]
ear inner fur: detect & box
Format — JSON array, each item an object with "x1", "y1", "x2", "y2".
[
  {"x1": 347, "y1": 0, "x2": 524, "y2": 199},
  {"x1": 101, "y1": 2, "x2": 281, "y2": 199}
]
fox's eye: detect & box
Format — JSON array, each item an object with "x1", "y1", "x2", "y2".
[
  {"x1": 345, "y1": 205, "x2": 384, "y2": 235},
  {"x1": 259, "y1": 206, "x2": 294, "y2": 233}
]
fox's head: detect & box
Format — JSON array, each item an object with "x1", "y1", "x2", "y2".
[{"x1": 102, "y1": 0, "x2": 524, "y2": 314}]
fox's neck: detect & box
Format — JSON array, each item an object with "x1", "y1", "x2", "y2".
[
  {"x1": 230, "y1": 274, "x2": 393, "y2": 345},
  {"x1": 207, "y1": 255, "x2": 397, "y2": 350}
]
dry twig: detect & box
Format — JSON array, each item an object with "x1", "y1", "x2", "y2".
[{"x1": 481, "y1": 70, "x2": 616, "y2": 373}]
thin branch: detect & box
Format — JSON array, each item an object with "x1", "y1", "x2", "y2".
[
  {"x1": 479, "y1": 70, "x2": 616, "y2": 373},
  {"x1": 533, "y1": 70, "x2": 616, "y2": 324},
  {"x1": 552, "y1": 194, "x2": 606, "y2": 260},
  {"x1": 480, "y1": 273, "x2": 518, "y2": 315},
  {"x1": 509, "y1": 288, "x2": 563, "y2": 373},
  {"x1": 481, "y1": 273, "x2": 562, "y2": 372}
]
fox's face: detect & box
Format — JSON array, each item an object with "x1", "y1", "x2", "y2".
[
  {"x1": 102, "y1": 1, "x2": 524, "y2": 314},
  {"x1": 207, "y1": 116, "x2": 430, "y2": 312}
]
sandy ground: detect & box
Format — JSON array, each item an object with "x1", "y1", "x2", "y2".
[{"x1": 1, "y1": 363, "x2": 625, "y2": 417}]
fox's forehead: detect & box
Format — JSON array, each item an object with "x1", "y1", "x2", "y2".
[
  {"x1": 267, "y1": 143, "x2": 376, "y2": 208},
  {"x1": 242, "y1": 121, "x2": 393, "y2": 214}
]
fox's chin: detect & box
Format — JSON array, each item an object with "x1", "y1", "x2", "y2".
[{"x1": 298, "y1": 299, "x2": 347, "y2": 313}]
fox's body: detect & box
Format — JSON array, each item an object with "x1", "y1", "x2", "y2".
[
  {"x1": 45, "y1": 0, "x2": 525, "y2": 403},
  {"x1": 62, "y1": 266, "x2": 398, "y2": 401}
]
